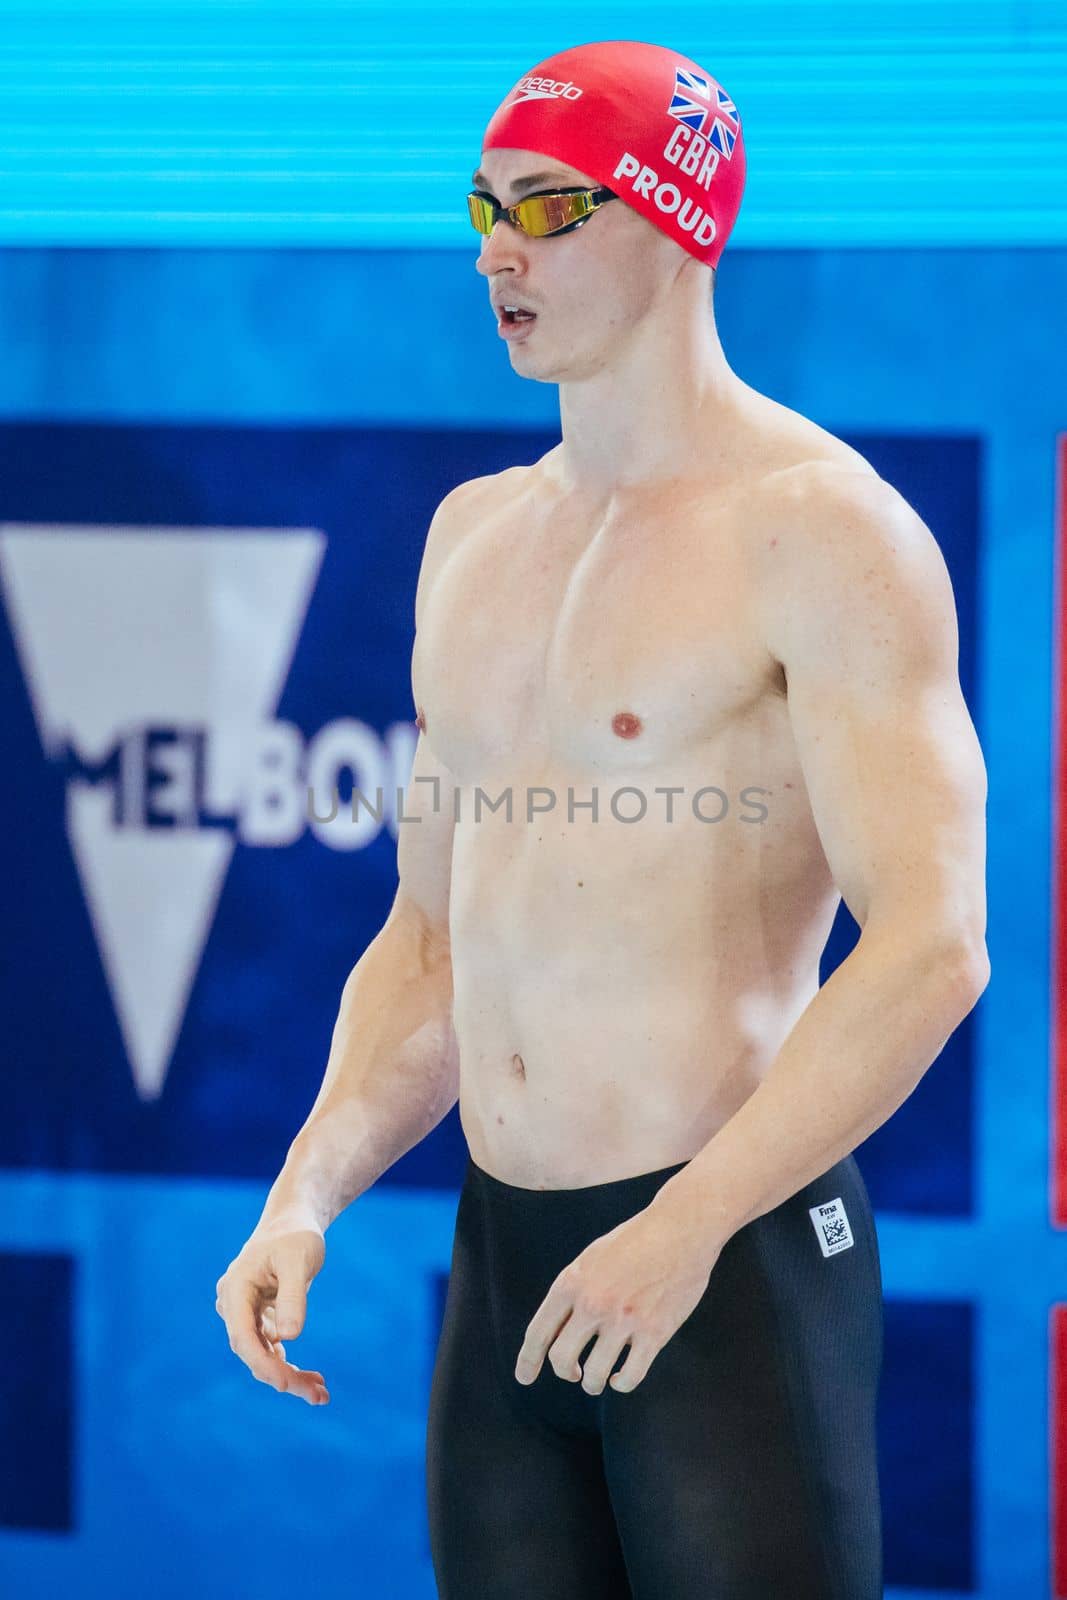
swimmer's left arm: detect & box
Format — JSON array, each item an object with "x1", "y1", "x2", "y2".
[{"x1": 651, "y1": 461, "x2": 991, "y2": 1251}]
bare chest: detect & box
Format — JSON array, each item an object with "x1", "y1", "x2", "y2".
[{"x1": 413, "y1": 480, "x2": 776, "y2": 780}]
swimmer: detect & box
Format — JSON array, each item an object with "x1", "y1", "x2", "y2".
[{"x1": 216, "y1": 38, "x2": 989, "y2": 1598}]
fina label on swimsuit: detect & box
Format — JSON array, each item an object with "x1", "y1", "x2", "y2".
[{"x1": 808, "y1": 1197, "x2": 855, "y2": 1257}]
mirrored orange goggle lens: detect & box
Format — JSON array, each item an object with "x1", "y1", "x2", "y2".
[{"x1": 467, "y1": 191, "x2": 596, "y2": 237}]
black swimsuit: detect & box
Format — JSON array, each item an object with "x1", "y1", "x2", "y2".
[{"x1": 426, "y1": 1150, "x2": 883, "y2": 1598}]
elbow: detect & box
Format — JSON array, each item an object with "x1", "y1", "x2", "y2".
[
  {"x1": 934, "y1": 927, "x2": 990, "y2": 1011},
  {"x1": 968, "y1": 941, "x2": 992, "y2": 999}
]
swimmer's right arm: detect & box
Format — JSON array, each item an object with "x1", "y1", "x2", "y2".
[
  {"x1": 215, "y1": 481, "x2": 477, "y2": 1403},
  {"x1": 263, "y1": 732, "x2": 461, "y2": 1215}
]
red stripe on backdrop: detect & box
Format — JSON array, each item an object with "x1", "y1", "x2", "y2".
[
  {"x1": 1053, "y1": 1305, "x2": 1067, "y2": 1596},
  {"x1": 1053, "y1": 439, "x2": 1067, "y2": 1596},
  {"x1": 1054, "y1": 435, "x2": 1067, "y2": 1231}
]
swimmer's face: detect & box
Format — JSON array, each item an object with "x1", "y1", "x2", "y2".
[{"x1": 473, "y1": 148, "x2": 683, "y2": 383}]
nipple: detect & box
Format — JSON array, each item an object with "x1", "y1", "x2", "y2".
[
  {"x1": 612, "y1": 711, "x2": 643, "y2": 739},
  {"x1": 415, "y1": 706, "x2": 427, "y2": 733}
]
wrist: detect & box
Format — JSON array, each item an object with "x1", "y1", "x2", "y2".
[
  {"x1": 258, "y1": 1134, "x2": 337, "y2": 1236},
  {"x1": 649, "y1": 1165, "x2": 737, "y2": 1266},
  {"x1": 255, "y1": 1199, "x2": 326, "y2": 1241}
]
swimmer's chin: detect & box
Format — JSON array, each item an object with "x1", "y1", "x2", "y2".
[
  {"x1": 504, "y1": 349, "x2": 567, "y2": 385},
  {"x1": 505, "y1": 346, "x2": 589, "y2": 386}
]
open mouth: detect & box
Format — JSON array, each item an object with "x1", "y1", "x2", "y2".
[{"x1": 497, "y1": 306, "x2": 539, "y2": 342}]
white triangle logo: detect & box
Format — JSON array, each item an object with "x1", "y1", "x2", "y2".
[{"x1": 0, "y1": 524, "x2": 325, "y2": 1099}]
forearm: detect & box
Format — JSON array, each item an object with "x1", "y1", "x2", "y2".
[
  {"x1": 651, "y1": 923, "x2": 989, "y2": 1249},
  {"x1": 258, "y1": 907, "x2": 457, "y2": 1235}
]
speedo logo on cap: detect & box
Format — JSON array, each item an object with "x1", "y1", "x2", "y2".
[
  {"x1": 512, "y1": 75, "x2": 583, "y2": 104},
  {"x1": 612, "y1": 152, "x2": 717, "y2": 247}
]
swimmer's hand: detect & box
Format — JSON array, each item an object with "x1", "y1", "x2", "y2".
[
  {"x1": 514, "y1": 1203, "x2": 722, "y2": 1396},
  {"x1": 215, "y1": 1223, "x2": 330, "y2": 1406}
]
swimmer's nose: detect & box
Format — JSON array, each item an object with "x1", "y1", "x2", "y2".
[{"x1": 475, "y1": 221, "x2": 529, "y2": 277}]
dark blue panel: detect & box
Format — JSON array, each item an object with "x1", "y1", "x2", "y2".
[
  {"x1": 0, "y1": 423, "x2": 978, "y2": 1209},
  {"x1": 881, "y1": 1298, "x2": 975, "y2": 1591},
  {"x1": 1, "y1": 1252, "x2": 74, "y2": 1531},
  {"x1": 0, "y1": 420, "x2": 556, "y2": 1188},
  {"x1": 823, "y1": 901, "x2": 975, "y2": 1218},
  {"x1": 821, "y1": 434, "x2": 980, "y2": 1217}
]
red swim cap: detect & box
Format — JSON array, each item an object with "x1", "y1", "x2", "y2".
[{"x1": 480, "y1": 40, "x2": 745, "y2": 270}]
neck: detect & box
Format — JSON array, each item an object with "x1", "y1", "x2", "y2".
[{"x1": 554, "y1": 295, "x2": 745, "y2": 496}]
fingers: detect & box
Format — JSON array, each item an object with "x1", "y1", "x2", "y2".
[
  {"x1": 577, "y1": 1329, "x2": 631, "y2": 1396},
  {"x1": 224, "y1": 1280, "x2": 290, "y2": 1390},
  {"x1": 272, "y1": 1272, "x2": 309, "y2": 1342},
  {"x1": 262, "y1": 1305, "x2": 323, "y2": 1382},
  {"x1": 271, "y1": 1343, "x2": 331, "y2": 1406},
  {"x1": 545, "y1": 1317, "x2": 597, "y2": 1385},
  {"x1": 270, "y1": 1227, "x2": 326, "y2": 1341},
  {"x1": 607, "y1": 1336, "x2": 659, "y2": 1393},
  {"x1": 515, "y1": 1292, "x2": 574, "y2": 1384},
  {"x1": 257, "y1": 1307, "x2": 330, "y2": 1403},
  {"x1": 216, "y1": 1265, "x2": 330, "y2": 1405},
  {"x1": 533, "y1": 1318, "x2": 659, "y2": 1397},
  {"x1": 235, "y1": 1305, "x2": 330, "y2": 1404}
]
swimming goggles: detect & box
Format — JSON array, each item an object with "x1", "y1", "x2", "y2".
[{"x1": 467, "y1": 185, "x2": 618, "y2": 239}]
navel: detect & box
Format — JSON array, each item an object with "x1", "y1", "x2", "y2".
[
  {"x1": 511, "y1": 1053, "x2": 526, "y2": 1078},
  {"x1": 612, "y1": 710, "x2": 643, "y2": 740}
]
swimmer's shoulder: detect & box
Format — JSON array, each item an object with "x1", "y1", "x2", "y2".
[
  {"x1": 414, "y1": 463, "x2": 533, "y2": 625},
  {"x1": 737, "y1": 391, "x2": 906, "y2": 534},
  {"x1": 740, "y1": 407, "x2": 945, "y2": 648},
  {"x1": 428, "y1": 461, "x2": 534, "y2": 538},
  {"x1": 728, "y1": 388, "x2": 943, "y2": 608},
  {"x1": 735, "y1": 389, "x2": 877, "y2": 488},
  {"x1": 425, "y1": 455, "x2": 549, "y2": 554},
  {"x1": 757, "y1": 446, "x2": 920, "y2": 547}
]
